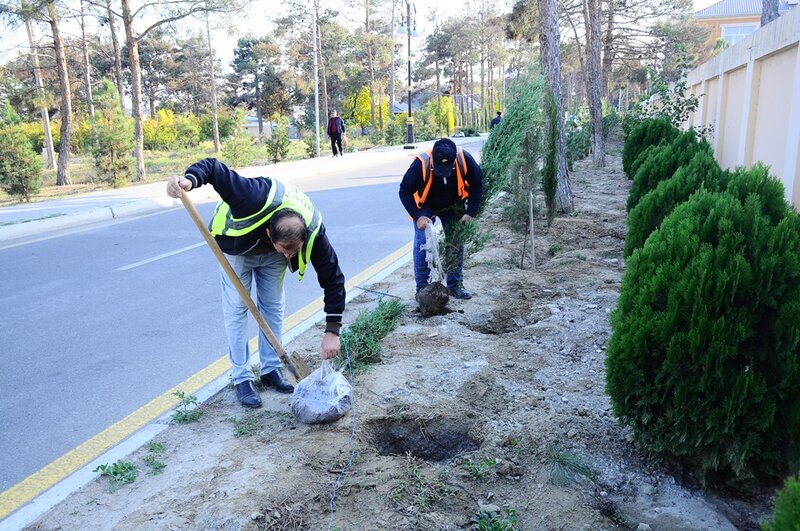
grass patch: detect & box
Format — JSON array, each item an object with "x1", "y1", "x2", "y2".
[
  {"x1": 227, "y1": 414, "x2": 263, "y2": 437},
  {"x1": 548, "y1": 444, "x2": 594, "y2": 486},
  {"x1": 339, "y1": 298, "x2": 404, "y2": 371}
]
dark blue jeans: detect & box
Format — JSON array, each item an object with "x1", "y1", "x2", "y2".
[{"x1": 413, "y1": 212, "x2": 464, "y2": 292}]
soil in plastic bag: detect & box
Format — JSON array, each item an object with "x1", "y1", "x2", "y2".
[{"x1": 290, "y1": 360, "x2": 352, "y2": 424}]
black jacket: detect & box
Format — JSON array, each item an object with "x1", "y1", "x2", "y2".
[
  {"x1": 327, "y1": 116, "x2": 345, "y2": 136},
  {"x1": 398, "y1": 148, "x2": 484, "y2": 221},
  {"x1": 183, "y1": 158, "x2": 345, "y2": 327}
]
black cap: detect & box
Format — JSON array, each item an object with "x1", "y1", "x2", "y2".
[{"x1": 431, "y1": 138, "x2": 457, "y2": 178}]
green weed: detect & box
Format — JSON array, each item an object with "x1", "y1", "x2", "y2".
[
  {"x1": 93, "y1": 460, "x2": 137, "y2": 487},
  {"x1": 142, "y1": 454, "x2": 165, "y2": 475},
  {"x1": 464, "y1": 457, "x2": 497, "y2": 481},
  {"x1": 548, "y1": 244, "x2": 560, "y2": 256},
  {"x1": 147, "y1": 441, "x2": 165, "y2": 454},
  {"x1": 171, "y1": 390, "x2": 203, "y2": 424},
  {"x1": 471, "y1": 507, "x2": 518, "y2": 530},
  {"x1": 390, "y1": 456, "x2": 451, "y2": 513},
  {"x1": 228, "y1": 414, "x2": 262, "y2": 437}
]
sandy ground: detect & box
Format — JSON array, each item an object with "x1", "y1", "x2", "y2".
[{"x1": 26, "y1": 149, "x2": 775, "y2": 530}]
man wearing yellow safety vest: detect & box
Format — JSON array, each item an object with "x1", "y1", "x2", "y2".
[
  {"x1": 167, "y1": 159, "x2": 345, "y2": 409},
  {"x1": 398, "y1": 138, "x2": 484, "y2": 300}
]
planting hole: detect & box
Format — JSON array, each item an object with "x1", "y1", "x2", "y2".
[{"x1": 364, "y1": 416, "x2": 481, "y2": 461}]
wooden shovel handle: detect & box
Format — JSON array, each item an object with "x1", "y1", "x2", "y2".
[{"x1": 179, "y1": 192, "x2": 307, "y2": 382}]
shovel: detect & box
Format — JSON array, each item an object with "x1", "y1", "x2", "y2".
[{"x1": 179, "y1": 192, "x2": 312, "y2": 383}]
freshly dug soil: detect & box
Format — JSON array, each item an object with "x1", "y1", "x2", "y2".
[{"x1": 29, "y1": 147, "x2": 776, "y2": 531}]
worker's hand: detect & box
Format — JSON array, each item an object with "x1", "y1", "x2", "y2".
[
  {"x1": 416, "y1": 216, "x2": 432, "y2": 230},
  {"x1": 460, "y1": 214, "x2": 473, "y2": 223},
  {"x1": 167, "y1": 175, "x2": 191, "y2": 198},
  {"x1": 321, "y1": 332, "x2": 340, "y2": 360}
]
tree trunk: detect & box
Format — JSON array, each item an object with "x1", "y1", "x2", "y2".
[
  {"x1": 539, "y1": 0, "x2": 573, "y2": 212},
  {"x1": 106, "y1": 0, "x2": 125, "y2": 110},
  {"x1": 761, "y1": 0, "x2": 779, "y2": 25},
  {"x1": 584, "y1": 0, "x2": 605, "y2": 167},
  {"x1": 255, "y1": 71, "x2": 263, "y2": 135},
  {"x1": 601, "y1": 5, "x2": 615, "y2": 100},
  {"x1": 80, "y1": 0, "x2": 95, "y2": 121},
  {"x1": 48, "y1": 1, "x2": 72, "y2": 186},
  {"x1": 435, "y1": 57, "x2": 442, "y2": 136},
  {"x1": 206, "y1": 14, "x2": 220, "y2": 152},
  {"x1": 389, "y1": 0, "x2": 398, "y2": 109},
  {"x1": 80, "y1": 0, "x2": 98, "y2": 155},
  {"x1": 365, "y1": 0, "x2": 376, "y2": 128},
  {"x1": 25, "y1": 16, "x2": 55, "y2": 170},
  {"x1": 121, "y1": 0, "x2": 145, "y2": 182}
]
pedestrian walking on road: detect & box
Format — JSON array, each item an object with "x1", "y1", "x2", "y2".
[
  {"x1": 326, "y1": 110, "x2": 345, "y2": 157},
  {"x1": 490, "y1": 111, "x2": 502, "y2": 129},
  {"x1": 398, "y1": 138, "x2": 484, "y2": 300},
  {"x1": 167, "y1": 159, "x2": 345, "y2": 409}
]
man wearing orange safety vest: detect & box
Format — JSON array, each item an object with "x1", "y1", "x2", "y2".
[{"x1": 398, "y1": 138, "x2": 484, "y2": 299}]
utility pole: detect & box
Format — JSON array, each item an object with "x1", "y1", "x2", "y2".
[
  {"x1": 312, "y1": 0, "x2": 321, "y2": 157},
  {"x1": 403, "y1": 0, "x2": 415, "y2": 149}
]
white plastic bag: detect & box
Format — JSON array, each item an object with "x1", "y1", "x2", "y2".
[
  {"x1": 290, "y1": 360, "x2": 352, "y2": 424},
  {"x1": 422, "y1": 223, "x2": 445, "y2": 284}
]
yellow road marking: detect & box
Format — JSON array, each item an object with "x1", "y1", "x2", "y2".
[{"x1": 0, "y1": 241, "x2": 411, "y2": 520}]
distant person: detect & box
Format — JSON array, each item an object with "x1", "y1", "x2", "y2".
[
  {"x1": 490, "y1": 111, "x2": 502, "y2": 129},
  {"x1": 326, "y1": 110, "x2": 345, "y2": 157},
  {"x1": 398, "y1": 138, "x2": 484, "y2": 300},
  {"x1": 167, "y1": 159, "x2": 345, "y2": 409}
]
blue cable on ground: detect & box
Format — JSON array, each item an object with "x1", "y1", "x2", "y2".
[{"x1": 327, "y1": 337, "x2": 358, "y2": 531}]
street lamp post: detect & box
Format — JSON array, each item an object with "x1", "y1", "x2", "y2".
[{"x1": 404, "y1": 0, "x2": 415, "y2": 149}]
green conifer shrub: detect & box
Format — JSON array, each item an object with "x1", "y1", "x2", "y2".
[
  {"x1": 0, "y1": 126, "x2": 43, "y2": 200},
  {"x1": 92, "y1": 79, "x2": 133, "y2": 187},
  {"x1": 762, "y1": 475, "x2": 800, "y2": 531},
  {"x1": 606, "y1": 168, "x2": 800, "y2": 485},
  {"x1": 624, "y1": 151, "x2": 724, "y2": 257},
  {"x1": 622, "y1": 118, "x2": 679, "y2": 178},
  {"x1": 481, "y1": 71, "x2": 546, "y2": 202},
  {"x1": 627, "y1": 130, "x2": 711, "y2": 212}
]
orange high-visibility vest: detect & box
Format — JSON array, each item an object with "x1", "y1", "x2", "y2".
[{"x1": 413, "y1": 148, "x2": 469, "y2": 208}]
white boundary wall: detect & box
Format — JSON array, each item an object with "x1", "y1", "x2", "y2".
[{"x1": 686, "y1": 8, "x2": 800, "y2": 209}]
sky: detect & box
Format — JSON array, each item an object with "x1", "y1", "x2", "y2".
[
  {"x1": 0, "y1": 0, "x2": 493, "y2": 66},
  {"x1": 0, "y1": 0, "x2": 720, "y2": 70}
]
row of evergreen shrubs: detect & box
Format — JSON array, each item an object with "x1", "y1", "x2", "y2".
[{"x1": 607, "y1": 118, "x2": 800, "y2": 497}]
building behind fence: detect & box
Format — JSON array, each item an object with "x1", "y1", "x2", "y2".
[{"x1": 686, "y1": 7, "x2": 800, "y2": 209}]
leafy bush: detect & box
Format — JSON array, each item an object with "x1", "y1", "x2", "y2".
[
  {"x1": 199, "y1": 107, "x2": 238, "y2": 142},
  {"x1": 624, "y1": 151, "x2": 724, "y2": 257},
  {"x1": 621, "y1": 117, "x2": 679, "y2": 178},
  {"x1": 143, "y1": 109, "x2": 178, "y2": 150},
  {"x1": 762, "y1": 475, "x2": 800, "y2": 531},
  {"x1": 0, "y1": 125, "x2": 43, "y2": 200},
  {"x1": 607, "y1": 167, "x2": 800, "y2": 485},
  {"x1": 265, "y1": 114, "x2": 290, "y2": 162},
  {"x1": 221, "y1": 131, "x2": 256, "y2": 169},
  {"x1": 626, "y1": 129, "x2": 712, "y2": 212}
]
